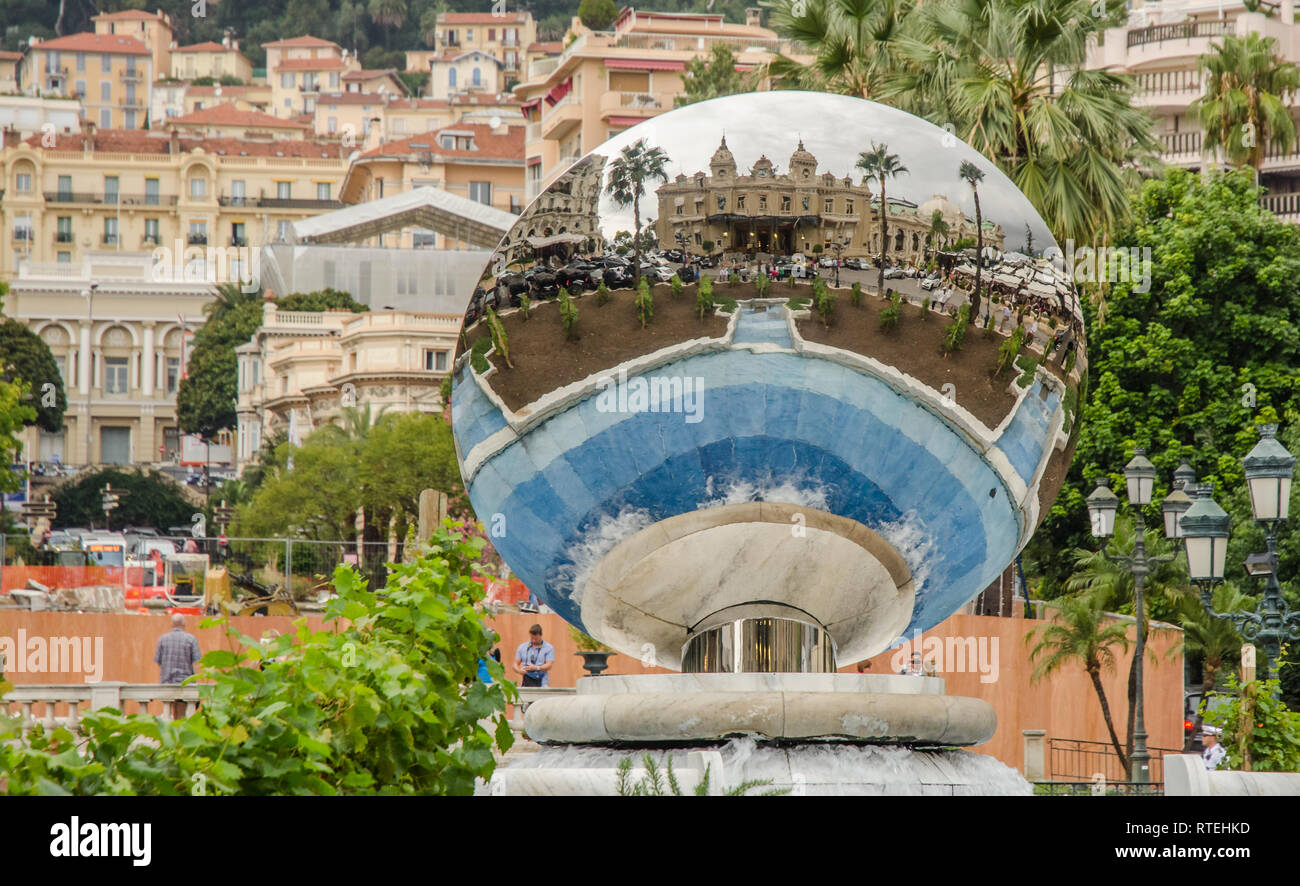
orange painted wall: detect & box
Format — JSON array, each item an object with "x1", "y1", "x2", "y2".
[{"x1": 1, "y1": 608, "x2": 1182, "y2": 776}]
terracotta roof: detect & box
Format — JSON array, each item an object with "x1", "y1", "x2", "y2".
[
  {"x1": 386, "y1": 98, "x2": 451, "y2": 111},
  {"x1": 439, "y1": 12, "x2": 529, "y2": 23},
  {"x1": 316, "y1": 91, "x2": 389, "y2": 106},
  {"x1": 527, "y1": 41, "x2": 562, "y2": 53},
  {"x1": 358, "y1": 122, "x2": 523, "y2": 162},
  {"x1": 22, "y1": 129, "x2": 345, "y2": 159},
  {"x1": 171, "y1": 105, "x2": 310, "y2": 129},
  {"x1": 32, "y1": 33, "x2": 150, "y2": 55},
  {"x1": 431, "y1": 48, "x2": 501, "y2": 64},
  {"x1": 343, "y1": 68, "x2": 396, "y2": 79},
  {"x1": 450, "y1": 93, "x2": 519, "y2": 105},
  {"x1": 276, "y1": 57, "x2": 347, "y2": 71},
  {"x1": 174, "y1": 41, "x2": 234, "y2": 53},
  {"x1": 263, "y1": 35, "x2": 340, "y2": 49},
  {"x1": 186, "y1": 85, "x2": 260, "y2": 96},
  {"x1": 0, "y1": 51, "x2": 23, "y2": 61},
  {"x1": 92, "y1": 9, "x2": 165, "y2": 21}
]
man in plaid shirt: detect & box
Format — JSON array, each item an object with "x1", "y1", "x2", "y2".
[{"x1": 155, "y1": 613, "x2": 201, "y2": 679}]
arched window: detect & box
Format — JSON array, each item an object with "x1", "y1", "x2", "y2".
[
  {"x1": 473, "y1": 67, "x2": 481, "y2": 87},
  {"x1": 449, "y1": 68, "x2": 457, "y2": 88}
]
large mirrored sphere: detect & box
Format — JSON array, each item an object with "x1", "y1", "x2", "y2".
[{"x1": 451, "y1": 92, "x2": 1083, "y2": 668}]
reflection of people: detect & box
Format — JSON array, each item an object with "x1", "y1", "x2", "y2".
[
  {"x1": 899, "y1": 652, "x2": 925, "y2": 676},
  {"x1": 514, "y1": 625, "x2": 555, "y2": 687},
  {"x1": 1202, "y1": 726, "x2": 1226, "y2": 770}
]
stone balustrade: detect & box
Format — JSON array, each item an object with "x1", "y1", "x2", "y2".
[{"x1": 2, "y1": 682, "x2": 201, "y2": 733}]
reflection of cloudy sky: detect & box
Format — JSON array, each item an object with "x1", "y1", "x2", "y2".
[{"x1": 580, "y1": 92, "x2": 1053, "y2": 254}]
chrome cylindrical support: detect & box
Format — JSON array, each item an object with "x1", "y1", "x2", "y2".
[{"x1": 681, "y1": 603, "x2": 837, "y2": 673}]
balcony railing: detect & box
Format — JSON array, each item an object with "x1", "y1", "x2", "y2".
[
  {"x1": 55, "y1": 231, "x2": 73, "y2": 242},
  {"x1": 230, "y1": 236, "x2": 248, "y2": 247},
  {"x1": 218, "y1": 195, "x2": 343, "y2": 209},
  {"x1": 43, "y1": 191, "x2": 178, "y2": 206},
  {"x1": 1160, "y1": 130, "x2": 1202, "y2": 156},
  {"x1": 188, "y1": 233, "x2": 208, "y2": 245},
  {"x1": 101, "y1": 233, "x2": 118, "y2": 245},
  {"x1": 13, "y1": 229, "x2": 33, "y2": 242},
  {"x1": 1126, "y1": 19, "x2": 1233, "y2": 49},
  {"x1": 1134, "y1": 68, "x2": 1201, "y2": 96},
  {"x1": 612, "y1": 32, "x2": 791, "y2": 54},
  {"x1": 1262, "y1": 192, "x2": 1300, "y2": 218}
]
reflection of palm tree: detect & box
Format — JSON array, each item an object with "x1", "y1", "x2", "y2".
[
  {"x1": 958, "y1": 160, "x2": 985, "y2": 320},
  {"x1": 928, "y1": 210, "x2": 950, "y2": 258},
  {"x1": 607, "y1": 139, "x2": 670, "y2": 286},
  {"x1": 857, "y1": 143, "x2": 907, "y2": 295},
  {"x1": 1192, "y1": 33, "x2": 1299, "y2": 173},
  {"x1": 1028, "y1": 595, "x2": 1131, "y2": 775}
]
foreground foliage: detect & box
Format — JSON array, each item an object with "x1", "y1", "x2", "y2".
[{"x1": 0, "y1": 524, "x2": 515, "y2": 795}]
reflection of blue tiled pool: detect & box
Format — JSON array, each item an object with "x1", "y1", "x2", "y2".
[{"x1": 455, "y1": 343, "x2": 1063, "y2": 641}]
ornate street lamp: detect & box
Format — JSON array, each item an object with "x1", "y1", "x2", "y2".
[
  {"x1": 1083, "y1": 449, "x2": 1175, "y2": 786},
  {"x1": 1160, "y1": 462, "x2": 1195, "y2": 539},
  {"x1": 1186, "y1": 425, "x2": 1300, "y2": 692}
]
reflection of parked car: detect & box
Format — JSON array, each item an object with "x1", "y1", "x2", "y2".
[
  {"x1": 525, "y1": 266, "x2": 559, "y2": 299},
  {"x1": 819, "y1": 256, "x2": 837, "y2": 268},
  {"x1": 696, "y1": 255, "x2": 717, "y2": 268},
  {"x1": 639, "y1": 263, "x2": 675, "y2": 283},
  {"x1": 598, "y1": 257, "x2": 633, "y2": 288},
  {"x1": 663, "y1": 248, "x2": 685, "y2": 263},
  {"x1": 920, "y1": 275, "x2": 941, "y2": 291},
  {"x1": 557, "y1": 261, "x2": 600, "y2": 292},
  {"x1": 883, "y1": 267, "x2": 905, "y2": 279},
  {"x1": 676, "y1": 264, "x2": 699, "y2": 283},
  {"x1": 845, "y1": 257, "x2": 869, "y2": 271}
]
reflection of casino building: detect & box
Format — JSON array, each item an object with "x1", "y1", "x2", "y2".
[
  {"x1": 505, "y1": 154, "x2": 606, "y2": 264},
  {"x1": 656, "y1": 137, "x2": 1003, "y2": 261}
]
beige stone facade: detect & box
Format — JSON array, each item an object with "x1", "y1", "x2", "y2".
[
  {"x1": 515, "y1": 8, "x2": 801, "y2": 199},
  {"x1": 234, "y1": 303, "x2": 460, "y2": 468},
  {"x1": 170, "y1": 40, "x2": 254, "y2": 83},
  {"x1": 5, "y1": 252, "x2": 214, "y2": 466},
  {"x1": 504, "y1": 153, "x2": 606, "y2": 263},
  {"x1": 20, "y1": 33, "x2": 153, "y2": 131},
  {"x1": 1087, "y1": 0, "x2": 1300, "y2": 220},
  {"x1": 264, "y1": 35, "x2": 361, "y2": 120},
  {"x1": 0, "y1": 128, "x2": 347, "y2": 279},
  {"x1": 655, "y1": 138, "x2": 1004, "y2": 262}
]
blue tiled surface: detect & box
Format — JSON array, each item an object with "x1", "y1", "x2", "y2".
[
  {"x1": 732, "y1": 305, "x2": 794, "y2": 347},
  {"x1": 454, "y1": 346, "x2": 1061, "y2": 639},
  {"x1": 996, "y1": 379, "x2": 1059, "y2": 484}
]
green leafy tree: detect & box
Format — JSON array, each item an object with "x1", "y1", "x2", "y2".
[
  {"x1": 1180, "y1": 585, "x2": 1253, "y2": 735},
  {"x1": 879, "y1": 288, "x2": 902, "y2": 331},
  {"x1": 814, "y1": 279, "x2": 836, "y2": 327},
  {"x1": 669, "y1": 274, "x2": 683, "y2": 299},
  {"x1": 941, "y1": 302, "x2": 969, "y2": 353},
  {"x1": 1205, "y1": 668, "x2": 1300, "y2": 772},
  {"x1": 1027, "y1": 595, "x2": 1132, "y2": 771},
  {"x1": 1192, "y1": 32, "x2": 1300, "y2": 171},
  {"x1": 697, "y1": 274, "x2": 715, "y2": 320},
  {"x1": 857, "y1": 143, "x2": 908, "y2": 296},
  {"x1": 607, "y1": 139, "x2": 671, "y2": 286},
  {"x1": 577, "y1": 0, "x2": 618, "y2": 30},
  {"x1": 0, "y1": 376, "x2": 34, "y2": 494},
  {"x1": 0, "y1": 524, "x2": 515, "y2": 795},
  {"x1": 675, "y1": 43, "x2": 755, "y2": 107},
  {"x1": 50, "y1": 467, "x2": 194, "y2": 531},
  {"x1": 0, "y1": 316, "x2": 66, "y2": 434},
  {"x1": 1027, "y1": 168, "x2": 1300, "y2": 602},
  {"x1": 929, "y1": 209, "x2": 950, "y2": 257},
  {"x1": 485, "y1": 307, "x2": 513, "y2": 368}
]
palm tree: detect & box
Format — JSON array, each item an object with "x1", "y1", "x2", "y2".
[
  {"x1": 1065, "y1": 515, "x2": 1189, "y2": 777},
  {"x1": 1192, "y1": 32, "x2": 1300, "y2": 173},
  {"x1": 202, "y1": 282, "x2": 257, "y2": 325},
  {"x1": 1028, "y1": 595, "x2": 1132, "y2": 772},
  {"x1": 856, "y1": 142, "x2": 908, "y2": 295},
  {"x1": 877, "y1": 0, "x2": 1158, "y2": 247},
  {"x1": 928, "y1": 209, "x2": 950, "y2": 258},
  {"x1": 1180, "y1": 584, "x2": 1254, "y2": 737},
  {"x1": 369, "y1": 0, "x2": 408, "y2": 48},
  {"x1": 763, "y1": 0, "x2": 914, "y2": 100},
  {"x1": 607, "y1": 139, "x2": 671, "y2": 286},
  {"x1": 958, "y1": 160, "x2": 985, "y2": 320}
]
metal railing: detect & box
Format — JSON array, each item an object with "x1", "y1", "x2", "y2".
[
  {"x1": 1048, "y1": 737, "x2": 1181, "y2": 784},
  {"x1": 1034, "y1": 780, "x2": 1164, "y2": 796},
  {"x1": 1126, "y1": 19, "x2": 1233, "y2": 48},
  {"x1": 43, "y1": 191, "x2": 178, "y2": 206}
]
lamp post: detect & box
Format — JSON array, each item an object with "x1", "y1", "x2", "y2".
[
  {"x1": 1084, "y1": 448, "x2": 1174, "y2": 786},
  {"x1": 831, "y1": 234, "x2": 850, "y2": 289},
  {"x1": 80, "y1": 282, "x2": 98, "y2": 468},
  {"x1": 1180, "y1": 425, "x2": 1300, "y2": 694}
]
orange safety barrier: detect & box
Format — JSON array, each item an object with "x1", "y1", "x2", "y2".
[{"x1": 1, "y1": 565, "x2": 125, "y2": 594}]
